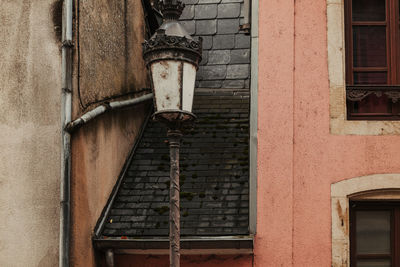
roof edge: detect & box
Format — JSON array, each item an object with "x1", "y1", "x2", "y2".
[
  {"x1": 93, "y1": 105, "x2": 154, "y2": 238},
  {"x1": 93, "y1": 236, "x2": 253, "y2": 252},
  {"x1": 194, "y1": 88, "x2": 250, "y2": 96}
]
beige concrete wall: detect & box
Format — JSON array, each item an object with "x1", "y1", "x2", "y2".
[
  {"x1": 70, "y1": 0, "x2": 150, "y2": 266},
  {"x1": 0, "y1": 1, "x2": 62, "y2": 266}
]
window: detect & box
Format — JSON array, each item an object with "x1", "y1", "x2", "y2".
[
  {"x1": 331, "y1": 174, "x2": 400, "y2": 266},
  {"x1": 350, "y1": 201, "x2": 400, "y2": 267},
  {"x1": 345, "y1": 0, "x2": 400, "y2": 120}
]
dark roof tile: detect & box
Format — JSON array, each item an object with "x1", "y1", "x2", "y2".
[{"x1": 98, "y1": 90, "x2": 249, "y2": 238}]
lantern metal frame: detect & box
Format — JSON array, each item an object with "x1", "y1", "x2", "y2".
[{"x1": 143, "y1": 4, "x2": 202, "y2": 126}]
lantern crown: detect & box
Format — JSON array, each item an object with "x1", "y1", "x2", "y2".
[{"x1": 143, "y1": 0, "x2": 202, "y2": 67}]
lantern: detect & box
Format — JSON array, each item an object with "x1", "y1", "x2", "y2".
[{"x1": 143, "y1": 0, "x2": 202, "y2": 124}]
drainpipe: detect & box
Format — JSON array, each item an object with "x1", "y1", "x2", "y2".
[
  {"x1": 59, "y1": 2, "x2": 152, "y2": 264},
  {"x1": 65, "y1": 93, "x2": 153, "y2": 133},
  {"x1": 60, "y1": 0, "x2": 73, "y2": 266}
]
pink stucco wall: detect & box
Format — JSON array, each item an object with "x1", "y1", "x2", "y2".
[{"x1": 256, "y1": 0, "x2": 400, "y2": 266}]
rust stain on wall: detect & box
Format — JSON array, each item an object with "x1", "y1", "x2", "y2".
[{"x1": 336, "y1": 200, "x2": 348, "y2": 236}]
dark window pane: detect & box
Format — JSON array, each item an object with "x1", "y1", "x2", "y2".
[
  {"x1": 357, "y1": 259, "x2": 391, "y2": 267},
  {"x1": 354, "y1": 72, "x2": 387, "y2": 84},
  {"x1": 352, "y1": 0, "x2": 386, "y2": 21},
  {"x1": 351, "y1": 93, "x2": 391, "y2": 113},
  {"x1": 353, "y1": 26, "x2": 387, "y2": 67},
  {"x1": 356, "y1": 210, "x2": 391, "y2": 254}
]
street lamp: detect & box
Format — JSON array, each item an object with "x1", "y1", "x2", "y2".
[{"x1": 142, "y1": 1, "x2": 202, "y2": 266}]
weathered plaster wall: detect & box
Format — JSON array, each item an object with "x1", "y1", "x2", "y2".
[
  {"x1": 256, "y1": 0, "x2": 400, "y2": 266},
  {"x1": 70, "y1": 0, "x2": 150, "y2": 266},
  {"x1": 0, "y1": 1, "x2": 61, "y2": 266},
  {"x1": 77, "y1": 0, "x2": 149, "y2": 112}
]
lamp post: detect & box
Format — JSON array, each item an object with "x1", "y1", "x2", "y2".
[{"x1": 142, "y1": 1, "x2": 202, "y2": 266}]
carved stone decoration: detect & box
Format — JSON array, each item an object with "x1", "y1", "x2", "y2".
[
  {"x1": 384, "y1": 91, "x2": 400, "y2": 103},
  {"x1": 346, "y1": 86, "x2": 400, "y2": 103},
  {"x1": 346, "y1": 90, "x2": 373, "y2": 101}
]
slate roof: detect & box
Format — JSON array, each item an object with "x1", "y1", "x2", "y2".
[
  {"x1": 179, "y1": 0, "x2": 251, "y2": 89},
  {"x1": 97, "y1": 89, "x2": 250, "y2": 239}
]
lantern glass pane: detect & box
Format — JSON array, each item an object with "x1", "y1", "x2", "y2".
[
  {"x1": 182, "y1": 62, "x2": 196, "y2": 112},
  {"x1": 150, "y1": 60, "x2": 182, "y2": 112}
]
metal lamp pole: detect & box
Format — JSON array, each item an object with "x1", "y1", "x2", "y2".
[
  {"x1": 168, "y1": 129, "x2": 182, "y2": 266},
  {"x1": 142, "y1": 0, "x2": 202, "y2": 265}
]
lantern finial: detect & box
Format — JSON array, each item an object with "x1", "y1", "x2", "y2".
[{"x1": 158, "y1": 0, "x2": 185, "y2": 21}]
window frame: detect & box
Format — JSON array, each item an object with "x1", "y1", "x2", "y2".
[
  {"x1": 349, "y1": 201, "x2": 400, "y2": 267},
  {"x1": 327, "y1": 0, "x2": 400, "y2": 135},
  {"x1": 344, "y1": 0, "x2": 400, "y2": 120},
  {"x1": 330, "y1": 174, "x2": 400, "y2": 266}
]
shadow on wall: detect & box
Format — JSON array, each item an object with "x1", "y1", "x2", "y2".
[{"x1": 51, "y1": 0, "x2": 63, "y2": 43}]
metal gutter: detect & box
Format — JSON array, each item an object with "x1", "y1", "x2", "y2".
[
  {"x1": 60, "y1": 0, "x2": 73, "y2": 266},
  {"x1": 65, "y1": 93, "x2": 153, "y2": 133},
  {"x1": 249, "y1": 0, "x2": 259, "y2": 235}
]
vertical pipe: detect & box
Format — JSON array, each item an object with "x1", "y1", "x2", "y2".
[
  {"x1": 240, "y1": 0, "x2": 251, "y2": 33},
  {"x1": 249, "y1": 0, "x2": 259, "y2": 235},
  {"x1": 243, "y1": 0, "x2": 250, "y2": 26},
  {"x1": 167, "y1": 129, "x2": 182, "y2": 267},
  {"x1": 60, "y1": 0, "x2": 73, "y2": 266}
]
